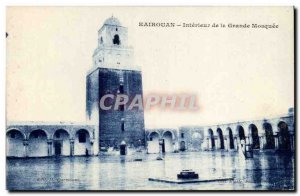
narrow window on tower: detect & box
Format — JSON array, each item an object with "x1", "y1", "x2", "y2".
[
  {"x1": 119, "y1": 84, "x2": 124, "y2": 94},
  {"x1": 113, "y1": 34, "x2": 120, "y2": 45},
  {"x1": 119, "y1": 102, "x2": 125, "y2": 111},
  {"x1": 119, "y1": 73, "x2": 124, "y2": 83},
  {"x1": 121, "y1": 118, "x2": 125, "y2": 131},
  {"x1": 181, "y1": 133, "x2": 184, "y2": 138},
  {"x1": 119, "y1": 84, "x2": 125, "y2": 111}
]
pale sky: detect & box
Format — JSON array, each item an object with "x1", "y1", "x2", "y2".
[{"x1": 6, "y1": 7, "x2": 294, "y2": 128}]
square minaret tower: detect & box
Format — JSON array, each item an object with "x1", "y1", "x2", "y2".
[{"x1": 86, "y1": 16, "x2": 145, "y2": 153}]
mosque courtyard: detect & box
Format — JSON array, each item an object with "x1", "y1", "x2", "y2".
[{"x1": 6, "y1": 150, "x2": 294, "y2": 191}]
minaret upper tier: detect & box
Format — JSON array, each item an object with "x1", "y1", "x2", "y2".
[{"x1": 92, "y1": 16, "x2": 139, "y2": 71}]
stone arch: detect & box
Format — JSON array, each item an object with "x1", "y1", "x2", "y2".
[
  {"x1": 162, "y1": 130, "x2": 174, "y2": 140},
  {"x1": 226, "y1": 127, "x2": 234, "y2": 149},
  {"x1": 263, "y1": 122, "x2": 275, "y2": 149},
  {"x1": 53, "y1": 129, "x2": 70, "y2": 156},
  {"x1": 208, "y1": 128, "x2": 215, "y2": 149},
  {"x1": 249, "y1": 124, "x2": 260, "y2": 149},
  {"x1": 51, "y1": 129, "x2": 70, "y2": 139},
  {"x1": 7, "y1": 128, "x2": 26, "y2": 139},
  {"x1": 148, "y1": 131, "x2": 160, "y2": 154},
  {"x1": 277, "y1": 121, "x2": 291, "y2": 151},
  {"x1": 162, "y1": 131, "x2": 173, "y2": 153},
  {"x1": 217, "y1": 128, "x2": 224, "y2": 149},
  {"x1": 74, "y1": 129, "x2": 91, "y2": 155},
  {"x1": 149, "y1": 131, "x2": 160, "y2": 140},
  {"x1": 6, "y1": 129, "x2": 25, "y2": 157},
  {"x1": 28, "y1": 129, "x2": 48, "y2": 157},
  {"x1": 72, "y1": 127, "x2": 94, "y2": 140}
]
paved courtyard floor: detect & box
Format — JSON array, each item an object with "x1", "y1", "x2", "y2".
[{"x1": 6, "y1": 151, "x2": 294, "y2": 190}]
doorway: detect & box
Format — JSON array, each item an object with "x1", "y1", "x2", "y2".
[
  {"x1": 180, "y1": 141, "x2": 186, "y2": 151},
  {"x1": 120, "y1": 144, "x2": 126, "y2": 155},
  {"x1": 54, "y1": 140, "x2": 62, "y2": 156}
]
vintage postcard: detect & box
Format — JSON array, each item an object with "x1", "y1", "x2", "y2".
[{"x1": 6, "y1": 6, "x2": 295, "y2": 191}]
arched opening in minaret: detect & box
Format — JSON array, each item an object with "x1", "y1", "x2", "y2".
[{"x1": 113, "y1": 34, "x2": 120, "y2": 45}]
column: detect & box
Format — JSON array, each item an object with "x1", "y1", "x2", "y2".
[
  {"x1": 234, "y1": 137, "x2": 239, "y2": 151},
  {"x1": 274, "y1": 133, "x2": 279, "y2": 150},
  {"x1": 263, "y1": 135, "x2": 267, "y2": 149},
  {"x1": 259, "y1": 136, "x2": 264, "y2": 150},
  {"x1": 70, "y1": 139, "x2": 74, "y2": 156},
  {"x1": 207, "y1": 137, "x2": 211, "y2": 150},
  {"x1": 90, "y1": 140, "x2": 94, "y2": 155},
  {"x1": 23, "y1": 139, "x2": 28, "y2": 157},
  {"x1": 172, "y1": 140, "x2": 175, "y2": 152},
  {"x1": 224, "y1": 137, "x2": 228, "y2": 151},
  {"x1": 245, "y1": 136, "x2": 250, "y2": 145},
  {"x1": 248, "y1": 134, "x2": 253, "y2": 146},
  {"x1": 214, "y1": 137, "x2": 219, "y2": 150},
  {"x1": 159, "y1": 139, "x2": 163, "y2": 156},
  {"x1": 233, "y1": 137, "x2": 236, "y2": 151},
  {"x1": 173, "y1": 140, "x2": 178, "y2": 152},
  {"x1": 227, "y1": 136, "x2": 231, "y2": 151},
  {"x1": 47, "y1": 139, "x2": 53, "y2": 156}
]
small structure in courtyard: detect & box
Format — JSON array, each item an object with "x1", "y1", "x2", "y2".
[
  {"x1": 120, "y1": 141, "x2": 127, "y2": 155},
  {"x1": 149, "y1": 175, "x2": 233, "y2": 184},
  {"x1": 149, "y1": 168, "x2": 233, "y2": 184},
  {"x1": 177, "y1": 170, "x2": 199, "y2": 179}
]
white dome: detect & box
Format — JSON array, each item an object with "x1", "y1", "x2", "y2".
[
  {"x1": 121, "y1": 140, "x2": 126, "y2": 145},
  {"x1": 104, "y1": 16, "x2": 121, "y2": 26}
]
